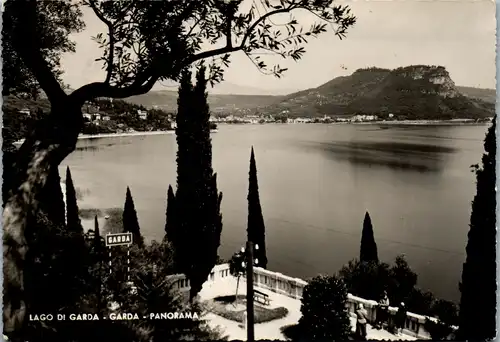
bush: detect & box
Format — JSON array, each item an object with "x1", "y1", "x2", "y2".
[
  {"x1": 340, "y1": 255, "x2": 422, "y2": 313},
  {"x1": 280, "y1": 324, "x2": 302, "y2": 340},
  {"x1": 424, "y1": 299, "x2": 458, "y2": 340},
  {"x1": 339, "y1": 259, "x2": 390, "y2": 300},
  {"x1": 424, "y1": 318, "x2": 454, "y2": 341},
  {"x1": 298, "y1": 275, "x2": 351, "y2": 341}
]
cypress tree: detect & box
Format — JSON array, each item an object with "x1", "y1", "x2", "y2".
[
  {"x1": 94, "y1": 215, "x2": 103, "y2": 314},
  {"x1": 247, "y1": 147, "x2": 268, "y2": 269},
  {"x1": 164, "y1": 185, "x2": 176, "y2": 243},
  {"x1": 166, "y1": 66, "x2": 223, "y2": 301},
  {"x1": 360, "y1": 211, "x2": 378, "y2": 263},
  {"x1": 457, "y1": 118, "x2": 497, "y2": 341},
  {"x1": 123, "y1": 186, "x2": 144, "y2": 247},
  {"x1": 65, "y1": 166, "x2": 83, "y2": 233},
  {"x1": 166, "y1": 69, "x2": 193, "y2": 273},
  {"x1": 94, "y1": 215, "x2": 101, "y2": 250}
]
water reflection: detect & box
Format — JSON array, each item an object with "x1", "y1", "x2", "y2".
[
  {"x1": 75, "y1": 145, "x2": 101, "y2": 152},
  {"x1": 312, "y1": 141, "x2": 456, "y2": 172},
  {"x1": 75, "y1": 141, "x2": 127, "y2": 152}
]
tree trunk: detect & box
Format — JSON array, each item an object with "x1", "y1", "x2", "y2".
[{"x1": 3, "y1": 106, "x2": 82, "y2": 335}]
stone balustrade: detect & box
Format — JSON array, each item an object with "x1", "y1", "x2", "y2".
[{"x1": 169, "y1": 263, "x2": 457, "y2": 340}]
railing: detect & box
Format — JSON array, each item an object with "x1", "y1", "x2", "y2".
[
  {"x1": 168, "y1": 263, "x2": 231, "y2": 292},
  {"x1": 168, "y1": 263, "x2": 455, "y2": 340},
  {"x1": 345, "y1": 293, "x2": 434, "y2": 339}
]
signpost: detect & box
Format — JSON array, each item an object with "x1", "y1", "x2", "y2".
[
  {"x1": 106, "y1": 232, "x2": 133, "y2": 247},
  {"x1": 106, "y1": 232, "x2": 133, "y2": 279}
]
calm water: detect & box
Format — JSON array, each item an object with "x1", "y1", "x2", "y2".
[{"x1": 60, "y1": 124, "x2": 489, "y2": 302}]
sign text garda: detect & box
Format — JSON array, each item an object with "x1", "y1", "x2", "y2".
[{"x1": 106, "y1": 232, "x2": 133, "y2": 247}]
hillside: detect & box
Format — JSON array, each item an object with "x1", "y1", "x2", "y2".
[
  {"x1": 125, "y1": 90, "x2": 284, "y2": 114},
  {"x1": 256, "y1": 66, "x2": 495, "y2": 119},
  {"x1": 457, "y1": 86, "x2": 496, "y2": 104}
]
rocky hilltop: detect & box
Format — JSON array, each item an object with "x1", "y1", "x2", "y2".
[{"x1": 257, "y1": 66, "x2": 494, "y2": 119}]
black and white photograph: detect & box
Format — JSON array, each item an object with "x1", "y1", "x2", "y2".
[{"x1": 1, "y1": 0, "x2": 496, "y2": 341}]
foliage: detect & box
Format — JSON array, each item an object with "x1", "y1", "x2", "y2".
[
  {"x1": 85, "y1": 0, "x2": 356, "y2": 89},
  {"x1": 164, "y1": 185, "x2": 176, "y2": 242},
  {"x1": 65, "y1": 167, "x2": 83, "y2": 233},
  {"x1": 388, "y1": 255, "x2": 418, "y2": 305},
  {"x1": 298, "y1": 275, "x2": 351, "y2": 341},
  {"x1": 4, "y1": 0, "x2": 357, "y2": 103},
  {"x1": 339, "y1": 259, "x2": 390, "y2": 301},
  {"x1": 457, "y1": 118, "x2": 497, "y2": 341},
  {"x1": 360, "y1": 211, "x2": 378, "y2": 263},
  {"x1": 424, "y1": 299, "x2": 459, "y2": 340},
  {"x1": 165, "y1": 66, "x2": 223, "y2": 301},
  {"x1": 229, "y1": 251, "x2": 246, "y2": 298},
  {"x1": 340, "y1": 255, "x2": 424, "y2": 313},
  {"x1": 340, "y1": 253, "x2": 460, "y2": 336},
  {"x1": 247, "y1": 147, "x2": 268, "y2": 268},
  {"x1": 4, "y1": 0, "x2": 356, "y2": 333},
  {"x1": 229, "y1": 251, "x2": 246, "y2": 278},
  {"x1": 215, "y1": 255, "x2": 227, "y2": 265},
  {"x1": 21, "y1": 212, "x2": 92, "y2": 342},
  {"x1": 104, "y1": 241, "x2": 223, "y2": 341},
  {"x1": 404, "y1": 287, "x2": 435, "y2": 316},
  {"x1": 18, "y1": 226, "x2": 224, "y2": 342},
  {"x1": 123, "y1": 186, "x2": 144, "y2": 247},
  {"x1": 280, "y1": 324, "x2": 302, "y2": 341},
  {"x1": 2, "y1": 1, "x2": 84, "y2": 98}
]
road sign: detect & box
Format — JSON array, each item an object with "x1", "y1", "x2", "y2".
[{"x1": 106, "y1": 232, "x2": 133, "y2": 247}]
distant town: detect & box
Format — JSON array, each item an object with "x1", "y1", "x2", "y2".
[
  {"x1": 8, "y1": 105, "x2": 491, "y2": 144},
  {"x1": 209, "y1": 113, "x2": 491, "y2": 125}
]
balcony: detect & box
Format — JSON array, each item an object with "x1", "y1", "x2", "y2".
[{"x1": 169, "y1": 263, "x2": 446, "y2": 340}]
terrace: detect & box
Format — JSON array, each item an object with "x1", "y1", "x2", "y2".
[{"x1": 171, "y1": 264, "x2": 440, "y2": 341}]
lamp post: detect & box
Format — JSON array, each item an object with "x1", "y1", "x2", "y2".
[{"x1": 242, "y1": 242, "x2": 259, "y2": 342}]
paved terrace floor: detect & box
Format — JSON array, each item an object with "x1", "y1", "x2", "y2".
[{"x1": 198, "y1": 276, "x2": 417, "y2": 341}]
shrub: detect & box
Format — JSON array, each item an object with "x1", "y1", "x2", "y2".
[
  {"x1": 298, "y1": 275, "x2": 351, "y2": 341},
  {"x1": 280, "y1": 324, "x2": 302, "y2": 340}
]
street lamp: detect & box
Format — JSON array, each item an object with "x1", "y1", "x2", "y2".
[{"x1": 241, "y1": 242, "x2": 259, "y2": 342}]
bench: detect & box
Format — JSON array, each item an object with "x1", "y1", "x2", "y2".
[{"x1": 254, "y1": 289, "x2": 271, "y2": 306}]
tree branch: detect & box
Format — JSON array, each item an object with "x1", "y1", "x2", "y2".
[
  {"x1": 241, "y1": 7, "x2": 293, "y2": 46},
  {"x1": 69, "y1": 71, "x2": 158, "y2": 106},
  {"x1": 243, "y1": 51, "x2": 274, "y2": 76},
  {"x1": 89, "y1": 0, "x2": 114, "y2": 84},
  {"x1": 11, "y1": 0, "x2": 67, "y2": 104},
  {"x1": 190, "y1": 6, "x2": 294, "y2": 65}
]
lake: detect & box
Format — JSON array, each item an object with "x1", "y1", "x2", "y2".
[{"x1": 60, "y1": 123, "x2": 489, "y2": 303}]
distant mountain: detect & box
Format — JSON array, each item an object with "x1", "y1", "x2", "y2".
[
  {"x1": 125, "y1": 90, "x2": 284, "y2": 114},
  {"x1": 457, "y1": 86, "x2": 496, "y2": 104},
  {"x1": 255, "y1": 66, "x2": 495, "y2": 119},
  {"x1": 151, "y1": 80, "x2": 298, "y2": 96},
  {"x1": 209, "y1": 82, "x2": 276, "y2": 95}
]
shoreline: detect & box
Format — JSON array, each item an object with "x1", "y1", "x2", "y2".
[
  {"x1": 12, "y1": 120, "x2": 488, "y2": 146},
  {"x1": 13, "y1": 129, "x2": 219, "y2": 146},
  {"x1": 79, "y1": 130, "x2": 175, "y2": 140},
  {"x1": 217, "y1": 120, "x2": 490, "y2": 126}
]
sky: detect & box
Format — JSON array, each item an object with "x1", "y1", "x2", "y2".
[{"x1": 61, "y1": 0, "x2": 496, "y2": 95}]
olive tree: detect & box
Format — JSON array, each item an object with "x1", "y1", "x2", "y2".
[{"x1": 3, "y1": 0, "x2": 356, "y2": 333}]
